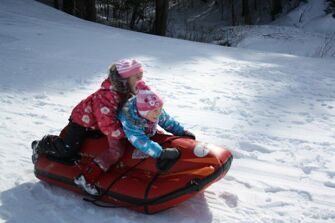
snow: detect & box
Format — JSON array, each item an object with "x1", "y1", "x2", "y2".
[
  {"x1": 232, "y1": 25, "x2": 332, "y2": 58},
  {"x1": 1, "y1": 0, "x2": 335, "y2": 222},
  {"x1": 236, "y1": 0, "x2": 335, "y2": 58},
  {"x1": 273, "y1": 0, "x2": 328, "y2": 27},
  {"x1": 168, "y1": 0, "x2": 335, "y2": 59},
  {"x1": 304, "y1": 14, "x2": 335, "y2": 34}
]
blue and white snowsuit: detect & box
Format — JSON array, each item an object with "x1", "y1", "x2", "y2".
[{"x1": 118, "y1": 97, "x2": 185, "y2": 158}]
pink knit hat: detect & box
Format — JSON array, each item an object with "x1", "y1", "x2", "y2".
[
  {"x1": 135, "y1": 80, "x2": 163, "y2": 118},
  {"x1": 115, "y1": 58, "x2": 143, "y2": 79}
]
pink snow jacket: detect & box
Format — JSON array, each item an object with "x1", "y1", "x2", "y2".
[{"x1": 70, "y1": 78, "x2": 129, "y2": 140}]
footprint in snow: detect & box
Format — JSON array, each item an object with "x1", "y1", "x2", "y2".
[
  {"x1": 239, "y1": 142, "x2": 272, "y2": 154},
  {"x1": 324, "y1": 181, "x2": 335, "y2": 188},
  {"x1": 326, "y1": 171, "x2": 335, "y2": 178},
  {"x1": 33, "y1": 94, "x2": 48, "y2": 100},
  {"x1": 219, "y1": 192, "x2": 239, "y2": 208},
  {"x1": 301, "y1": 166, "x2": 317, "y2": 175},
  {"x1": 265, "y1": 186, "x2": 313, "y2": 201}
]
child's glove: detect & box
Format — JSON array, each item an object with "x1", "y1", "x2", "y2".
[
  {"x1": 157, "y1": 148, "x2": 180, "y2": 171},
  {"x1": 159, "y1": 148, "x2": 180, "y2": 160},
  {"x1": 183, "y1": 130, "x2": 196, "y2": 139}
]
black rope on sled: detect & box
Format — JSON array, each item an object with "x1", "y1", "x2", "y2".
[
  {"x1": 84, "y1": 172, "x2": 161, "y2": 209},
  {"x1": 143, "y1": 173, "x2": 161, "y2": 214},
  {"x1": 83, "y1": 158, "x2": 146, "y2": 207}
]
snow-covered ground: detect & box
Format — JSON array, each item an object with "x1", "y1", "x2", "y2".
[
  {"x1": 1, "y1": 0, "x2": 335, "y2": 222},
  {"x1": 236, "y1": 0, "x2": 335, "y2": 58}
]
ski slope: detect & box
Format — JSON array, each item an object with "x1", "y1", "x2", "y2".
[{"x1": 0, "y1": 0, "x2": 335, "y2": 222}]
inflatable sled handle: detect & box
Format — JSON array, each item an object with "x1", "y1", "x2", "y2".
[{"x1": 159, "y1": 135, "x2": 194, "y2": 147}]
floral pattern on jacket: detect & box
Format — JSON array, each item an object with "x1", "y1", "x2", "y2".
[{"x1": 70, "y1": 78, "x2": 129, "y2": 139}]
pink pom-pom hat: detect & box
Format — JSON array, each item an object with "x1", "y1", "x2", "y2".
[{"x1": 115, "y1": 58, "x2": 143, "y2": 79}]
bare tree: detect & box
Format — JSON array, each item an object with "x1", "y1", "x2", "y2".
[
  {"x1": 227, "y1": 0, "x2": 235, "y2": 26},
  {"x1": 218, "y1": 0, "x2": 224, "y2": 20},
  {"x1": 74, "y1": 0, "x2": 96, "y2": 21},
  {"x1": 63, "y1": 0, "x2": 74, "y2": 15},
  {"x1": 154, "y1": 0, "x2": 169, "y2": 35},
  {"x1": 86, "y1": 0, "x2": 97, "y2": 21},
  {"x1": 54, "y1": 0, "x2": 59, "y2": 9},
  {"x1": 271, "y1": 0, "x2": 282, "y2": 20},
  {"x1": 128, "y1": 0, "x2": 141, "y2": 29},
  {"x1": 242, "y1": 0, "x2": 252, "y2": 24}
]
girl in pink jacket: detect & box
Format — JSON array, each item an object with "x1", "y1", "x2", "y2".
[{"x1": 32, "y1": 58, "x2": 143, "y2": 195}]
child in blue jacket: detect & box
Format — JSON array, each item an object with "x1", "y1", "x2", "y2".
[{"x1": 118, "y1": 80, "x2": 195, "y2": 161}]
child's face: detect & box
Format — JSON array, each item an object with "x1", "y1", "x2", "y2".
[
  {"x1": 145, "y1": 107, "x2": 162, "y2": 122},
  {"x1": 127, "y1": 72, "x2": 143, "y2": 94}
]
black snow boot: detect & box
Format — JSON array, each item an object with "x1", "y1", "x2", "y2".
[{"x1": 31, "y1": 135, "x2": 60, "y2": 163}]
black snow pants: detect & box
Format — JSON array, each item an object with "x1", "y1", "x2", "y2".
[{"x1": 38, "y1": 120, "x2": 103, "y2": 159}]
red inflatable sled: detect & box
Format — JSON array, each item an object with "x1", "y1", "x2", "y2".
[{"x1": 34, "y1": 132, "x2": 233, "y2": 214}]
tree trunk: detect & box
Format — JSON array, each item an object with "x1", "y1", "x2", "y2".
[
  {"x1": 242, "y1": 0, "x2": 252, "y2": 24},
  {"x1": 154, "y1": 0, "x2": 169, "y2": 36},
  {"x1": 220, "y1": 0, "x2": 224, "y2": 20},
  {"x1": 73, "y1": 0, "x2": 96, "y2": 21},
  {"x1": 231, "y1": 0, "x2": 235, "y2": 26},
  {"x1": 86, "y1": 0, "x2": 96, "y2": 22},
  {"x1": 271, "y1": 0, "x2": 282, "y2": 20},
  {"x1": 106, "y1": 4, "x2": 109, "y2": 21},
  {"x1": 130, "y1": 4, "x2": 139, "y2": 29},
  {"x1": 63, "y1": 0, "x2": 74, "y2": 15},
  {"x1": 54, "y1": 0, "x2": 59, "y2": 9},
  {"x1": 74, "y1": 0, "x2": 84, "y2": 18}
]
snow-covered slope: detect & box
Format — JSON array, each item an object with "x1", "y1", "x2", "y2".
[
  {"x1": 0, "y1": 0, "x2": 335, "y2": 222},
  {"x1": 168, "y1": 0, "x2": 335, "y2": 59},
  {"x1": 237, "y1": 0, "x2": 335, "y2": 58}
]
